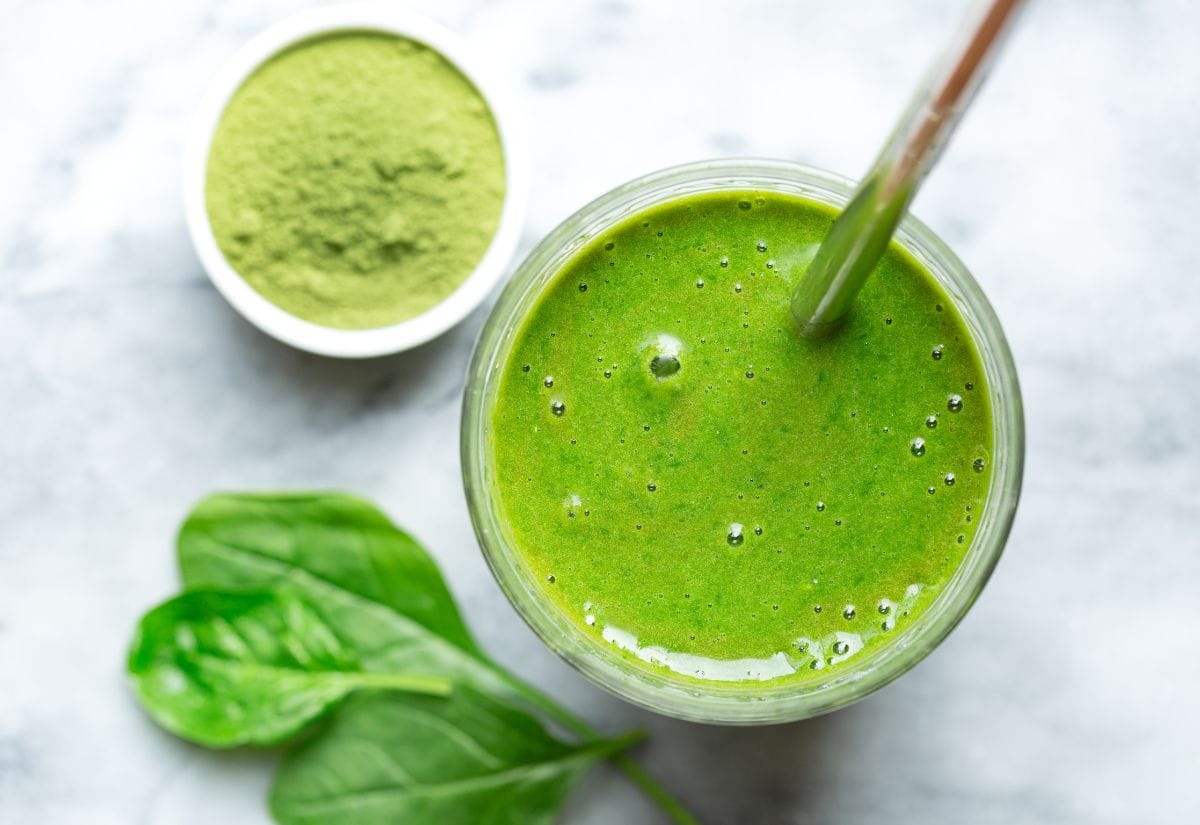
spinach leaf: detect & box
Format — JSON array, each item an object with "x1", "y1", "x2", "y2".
[
  {"x1": 170, "y1": 492, "x2": 700, "y2": 825},
  {"x1": 270, "y1": 690, "x2": 639, "y2": 825},
  {"x1": 128, "y1": 590, "x2": 450, "y2": 747},
  {"x1": 176, "y1": 493, "x2": 517, "y2": 700},
  {"x1": 177, "y1": 493, "x2": 478, "y2": 651}
]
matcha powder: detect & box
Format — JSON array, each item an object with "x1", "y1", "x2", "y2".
[{"x1": 205, "y1": 32, "x2": 507, "y2": 329}]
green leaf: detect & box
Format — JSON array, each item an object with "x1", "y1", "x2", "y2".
[
  {"x1": 176, "y1": 492, "x2": 516, "y2": 700},
  {"x1": 270, "y1": 690, "x2": 638, "y2": 825},
  {"x1": 128, "y1": 590, "x2": 450, "y2": 747},
  {"x1": 178, "y1": 492, "x2": 478, "y2": 651},
  {"x1": 172, "y1": 492, "x2": 701, "y2": 825}
]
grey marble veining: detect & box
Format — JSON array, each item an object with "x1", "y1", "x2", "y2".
[{"x1": 2, "y1": 1, "x2": 1198, "y2": 823}]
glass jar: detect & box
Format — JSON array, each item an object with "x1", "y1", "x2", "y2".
[{"x1": 461, "y1": 159, "x2": 1024, "y2": 724}]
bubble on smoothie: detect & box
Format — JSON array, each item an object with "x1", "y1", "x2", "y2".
[
  {"x1": 696, "y1": 279, "x2": 705, "y2": 288},
  {"x1": 745, "y1": 370, "x2": 755, "y2": 379},
  {"x1": 944, "y1": 472, "x2": 956, "y2": 486},
  {"x1": 650, "y1": 350, "x2": 682, "y2": 377},
  {"x1": 546, "y1": 574, "x2": 556, "y2": 583},
  {"x1": 645, "y1": 333, "x2": 684, "y2": 380},
  {"x1": 829, "y1": 632, "x2": 864, "y2": 663},
  {"x1": 727, "y1": 523, "x2": 745, "y2": 547},
  {"x1": 882, "y1": 617, "x2": 896, "y2": 632},
  {"x1": 926, "y1": 415, "x2": 938, "y2": 429},
  {"x1": 756, "y1": 241, "x2": 767, "y2": 252},
  {"x1": 734, "y1": 282, "x2": 742, "y2": 293},
  {"x1": 720, "y1": 256, "x2": 730, "y2": 268},
  {"x1": 928, "y1": 486, "x2": 936, "y2": 495},
  {"x1": 754, "y1": 526, "x2": 763, "y2": 536},
  {"x1": 578, "y1": 282, "x2": 588, "y2": 292},
  {"x1": 932, "y1": 344, "x2": 945, "y2": 361},
  {"x1": 816, "y1": 501, "x2": 825, "y2": 512},
  {"x1": 766, "y1": 259, "x2": 776, "y2": 270},
  {"x1": 543, "y1": 375, "x2": 554, "y2": 388},
  {"x1": 878, "y1": 599, "x2": 893, "y2": 615},
  {"x1": 911, "y1": 437, "x2": 927, "y2": 457},
  {"x1": 646, "y1": 482, "x2": 657, "y2": 492},
  {"x1": 738, "y1": 200, "x2": 752, "y2": 210},
  {"x1": 842, "y1": 605, "x2": 856, "y2": 620},
  {"x1": 550, "y1": 400, "x2": 566, "y2": 416},
  {"x1": 973, "y1": 457, "x2": 986, "y2": 472},
  {"x1": 947, "y1": 393, "x2": 964, "y2": 412}
]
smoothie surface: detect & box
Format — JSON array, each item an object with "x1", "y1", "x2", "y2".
[{"x1": 488, "y1": 190, "x2": 992, "y2": 684}]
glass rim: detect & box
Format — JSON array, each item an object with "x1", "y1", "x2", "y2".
[{"x1": 462, "y1": 158, "x2": 1025, "y2": 724}]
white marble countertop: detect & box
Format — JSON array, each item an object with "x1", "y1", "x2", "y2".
[{"x1": 3, "y1": 1, "x2": 1198, "y2": 822}]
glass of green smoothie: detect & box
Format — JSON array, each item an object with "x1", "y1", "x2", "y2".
[{"x1": 462, "y1": 159, "x2": 1023, "y2": 724}]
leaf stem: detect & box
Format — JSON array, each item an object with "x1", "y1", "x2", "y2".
[
  {"x1": 588, "y1": 728, "x2": 648, "y2": 756},
  {"x1": 352, "y1": 672, "x2": 453, "y2": 696},
  {"x1": 606, "y1": 753, "x2": 703, "y2": 825},
  {"x1": 497, "y1": 670, "x2": 701, "y2": 825}
]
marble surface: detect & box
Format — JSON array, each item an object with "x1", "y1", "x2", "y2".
[{"x1": 2, "y1": 1, "x2": 1198, "y2": 822}]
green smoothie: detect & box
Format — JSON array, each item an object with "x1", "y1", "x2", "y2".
[{"x1": 487, "y1": 190, "x2": 992, "y2": 685}]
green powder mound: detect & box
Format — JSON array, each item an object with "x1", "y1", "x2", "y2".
[{"x1": 205, "y1": 31, "x2": 506, "y2": 330}]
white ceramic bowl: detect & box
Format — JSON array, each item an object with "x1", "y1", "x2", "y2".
[{"x1": 183, "y1": 2, "x2": 528, "y2": 358}]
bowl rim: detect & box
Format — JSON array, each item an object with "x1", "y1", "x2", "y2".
[
  {"x1": 183, "y1": 1, "x2": 528, "y2": 358},
  {"x1": 461, "y1": 157, "x2": 1025, "y2": 724}
]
